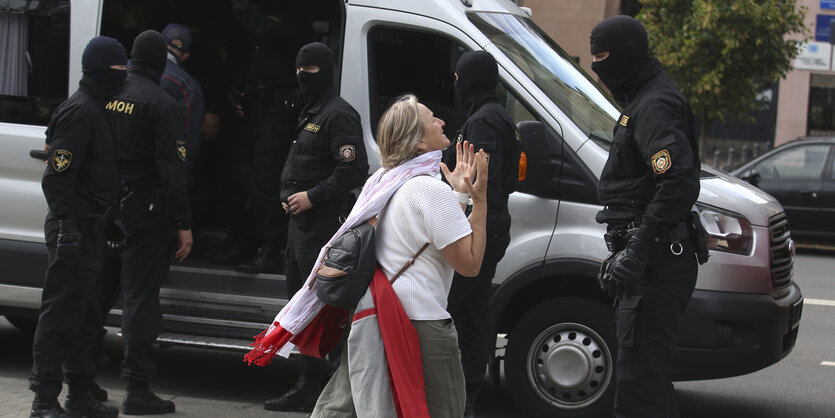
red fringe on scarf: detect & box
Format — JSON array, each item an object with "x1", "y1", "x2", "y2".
[
  {"x1": 243, "y1": 306, "x2": 348, "y2": 366},
  {"x1": 243, "y1": 322, "x2": 293, "y2": 366}
]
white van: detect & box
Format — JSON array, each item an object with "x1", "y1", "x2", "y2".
[{"x1": 0, "y1": 0, "x2": 803, "y2": 416}]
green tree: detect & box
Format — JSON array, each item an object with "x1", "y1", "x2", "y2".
[{"x1": 638, "y1": 0, "x2": 809, "y2": 152}]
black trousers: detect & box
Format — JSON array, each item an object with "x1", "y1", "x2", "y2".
[
  {"x1": 285, "y1": 217, "x2": 342, "y2": 375},
  {"x1": 447, "y1": 213, "x2": 511, "y2": 403},
  {"x1": 284, "y1": 217, "x2": 341, "y2": 297},
  {"x1": 614, "y1": 242, "x2": 697, "y2": 418},
  {"x1": 30, "y1": 216, "x2": 106, "y2": 397},
  {"x1": 99, "y1": 218, "x2": 170, "y2": 383}
]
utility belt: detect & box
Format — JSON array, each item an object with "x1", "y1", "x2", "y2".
[
  {"x1": 66, "y1": 206, "x2": 117, "y2": 237},
  {"x1": 604, "y1": 213, "x2": 709, "y2": 264},
  {"x1": 118, "y1": 183, "x2": 165, "y2": 235}
]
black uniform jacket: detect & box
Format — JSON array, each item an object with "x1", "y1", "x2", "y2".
[
  {"x1": 444, "y1": 99, "x2": 519, "y2": 218},
  {"x1": 280, "y1": 93, "x2": 368, "y2": 222},
  {"x1": 597, "y1": 63, "x2": 700, "y2": 231},
  {"x1": 42, "y1": 79, "x2": 121, "y2": 221},
  {"x1": 106, "y1": 67, "x2": 191, "y2": 230}
]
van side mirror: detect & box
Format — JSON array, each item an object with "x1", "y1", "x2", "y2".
[{"x1": 517, "y1": 121, "x2": 552, "y2": 193}]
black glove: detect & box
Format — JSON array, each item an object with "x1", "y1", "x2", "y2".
[
  {"x1": 56, "y1": 219, "x2": 82, "y2": 264},
  {"x1": 607, "y1": 237, "x2": 647, "y2": 299}
]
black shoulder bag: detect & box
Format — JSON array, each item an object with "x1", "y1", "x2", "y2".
[{"x1": 313, "y1": 217, "x2": 429, "y2": 310}]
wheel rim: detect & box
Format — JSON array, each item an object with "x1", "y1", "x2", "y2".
[{"x1": 524, "y1": 322, "x2": 613, "y2": 410}]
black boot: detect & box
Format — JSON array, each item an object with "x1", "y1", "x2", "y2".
[
  {"x1": 264, "y1": 357, "x2": 330, "y2": 412},
  {"x1": 64, "y1": 384, "x2": 118, "y2": 418},
  {"x1": 30, "y1": 393, "x2": 65, "y2": 418},
  {"x1": 237, "y1": 247, "x2": 282, "y2": 274},
  {"x1": 90, "y1": 381, "x2": 108, "y2": 402},
  {"x1": 122, "y1": 382, "x2": 174, "y2": 415},
  {"x1": 263, "y1": 379, "x2": 320, "y2": 412}
]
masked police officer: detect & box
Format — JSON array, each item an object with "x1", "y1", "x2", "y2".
[
  {"x1": 264, "y1": 42, "x2": 368, "y2": 412},
  {"x1": 590, "y1": 16, "x2": 702, "y2": 418},
  {"x1": 443, "y1": 51, "x2": 519, "y2": 418},
  {"x1": 99, "y1": 30, "x2": 192, "y2": 415},
  {"x1": 28, "y1": 36, "x2": 127, "y2": 418}
]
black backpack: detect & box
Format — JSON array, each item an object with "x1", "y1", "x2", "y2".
[
  {"x1": 314, "y1": 216, "x2": 430, "y2": 310},
  {"x1": 314, "y1": 218, "x2": 378, "y2": 310}
]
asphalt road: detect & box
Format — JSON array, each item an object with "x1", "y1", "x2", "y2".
[{"x1": 1, "y1": 250, "x2": 834, "y2": 417}]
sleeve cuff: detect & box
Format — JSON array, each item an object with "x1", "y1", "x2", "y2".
[{"x1": 307, "y1": 187, "x2": 324, "y2": 207}]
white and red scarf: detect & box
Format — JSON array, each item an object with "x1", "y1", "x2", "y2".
[{"x1": 244, "y1": 150, "x2": 443, "y2": 365}]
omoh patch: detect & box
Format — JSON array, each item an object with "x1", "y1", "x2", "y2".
[
  {"x1": 53, "y1": 149, "x2": 72, "y2": 172},
  {"x1": 651, "y1": 149, "x2": 672, "y2": 174},
  {"x1": 176, "y1": 141, "x2": 187, "y2": 162},
  {"x1": 339, "y1": 144, "x2": 356, "y2": 162}
]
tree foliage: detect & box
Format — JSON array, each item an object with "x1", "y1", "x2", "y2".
[{"x1": 638, "y1": 0, "x2": 809, "y2": 130}]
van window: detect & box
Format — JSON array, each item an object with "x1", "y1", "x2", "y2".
[
  {"x1": 497, "y1": 82, "x2": 535, "y2": 125},
  {"x1": 468, "y1": 12, "x2": 618, "y2": 147},
  {"x1": 0, "y1": 1, "x2": 70, "y2": 126},
  {"x1": 368, "y1": 27, "x2": 463, "y2": 137}
]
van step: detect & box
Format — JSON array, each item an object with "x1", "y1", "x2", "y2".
[
  {"x1": 152, "y1": 332, "x2": 301, "y2": 356},
  {"x1": 155, "y1": 332, "x2": 255, "y2": 352}
]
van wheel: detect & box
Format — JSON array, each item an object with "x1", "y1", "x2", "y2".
[
  {"x1": 5, "y1": 315, "x2": 38, "y2": 334},
  {"x1": 505, "y1": 297, "x2": 616, "y2": 418}
]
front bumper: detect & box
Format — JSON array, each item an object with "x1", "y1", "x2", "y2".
[{"x1": 672, "y1": 283, "x2": 802, "y2": 381}]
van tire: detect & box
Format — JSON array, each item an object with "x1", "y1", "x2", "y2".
[{"x1": 505, "y1": 297, "x2": 616, "y2": 418}]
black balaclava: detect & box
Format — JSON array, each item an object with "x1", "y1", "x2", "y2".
[
  {"x1": 589, "y1": 15, "x2": 651, "y2": 99},
  {"x1": 81, "y1": 36, "x2": 128, "y2": 97},
  {"x1": 454, "y1": 51, "x2": 499, "y2": 119},
  {"x1": 295, "y1": 42, "x2": 335, "y2": 107},
  {"x1": 130, "y1": 30, "x2": 167, "y2": 83}
]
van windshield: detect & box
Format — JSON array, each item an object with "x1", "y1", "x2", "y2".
[{"x1": 469, "y1": 12, "x2": 618, "y2": 147}]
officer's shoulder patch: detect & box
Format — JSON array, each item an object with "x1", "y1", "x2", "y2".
[
  {"x1": 619, "y1": 115, "x2": 630, "y2": 127},
  {"x1": 52, "y1": 149, "x2": 72, "y2": 172},
  {"x1": 651, "y1": 149, "x2": 672, "y2": 174},
  {"x1": 176, "y1": 140, "x2": 187, "y2": 162},
  {"x1": 304, "y1": 123, "x2": 321, "y2": 133},
  {"x1": 339, "y1": 144, "x2": 356, "y2": 162}
]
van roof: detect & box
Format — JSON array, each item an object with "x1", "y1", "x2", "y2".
[{"x1": 347, "y1": 0, "x2": 526, "y2": 19}]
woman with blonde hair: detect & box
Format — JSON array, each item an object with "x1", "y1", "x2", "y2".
[
  {"x1": 311, "y1": 93, "x2": 488, "y2": 417},
  {"x1": 245, "y1": 93, "x2": 486, "y2": 416}
]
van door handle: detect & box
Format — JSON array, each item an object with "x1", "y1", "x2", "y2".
[
  {"x1": 30, "y1": 149, "x2": 48, "y2": 161},
  {"x1": 798, "y1": 191, "x2": 818, "y2": 198}
]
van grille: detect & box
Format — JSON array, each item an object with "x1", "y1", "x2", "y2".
[{"x1": 769, "y1": 214, "x2": 793, "y2": 294}]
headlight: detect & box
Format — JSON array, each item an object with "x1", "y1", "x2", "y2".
[{"x1": 694, "y1": 203, "x2": 753, "y2": 255}]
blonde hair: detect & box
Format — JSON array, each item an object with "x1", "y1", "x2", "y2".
[{"x1": 377, "y1": 94, "x2": 425, "y2": 169}]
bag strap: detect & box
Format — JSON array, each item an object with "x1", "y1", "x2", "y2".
[{"x1": 389, "y1": 242, "x2": 430, "y2": 285}]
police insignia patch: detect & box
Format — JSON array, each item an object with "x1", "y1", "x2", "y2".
[
  {"x1": 619, "y1": 115, "x2": 630, "y2": 127},
  {"x1": 339, "y1": 144, "x2": 356, "y2": 162},
  {"x1": 53, "y1": 149, "x2": 72, "y2": 172},
  {"x1": 651, "y1": 149, "x2": 672, "y2": 174},
  {"x1": 176, "y1": 141, "x2": 187, "y2": 162}
]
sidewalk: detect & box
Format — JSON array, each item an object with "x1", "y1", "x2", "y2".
[{"x1": 0, "y1": 376, "x2": 305, "y2": 418}]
